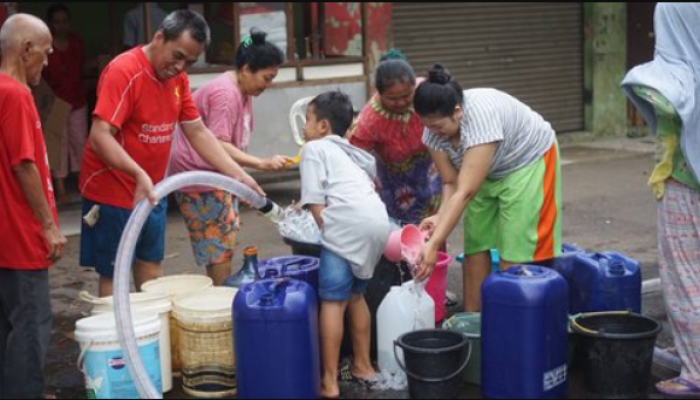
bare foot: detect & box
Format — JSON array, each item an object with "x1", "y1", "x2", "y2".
[
  {"x1": 321, "y1": 378, "x2": 340, "y2": 399},
  {"x1": 352, "y1": 362, "x2": 377, "y2": 381}
]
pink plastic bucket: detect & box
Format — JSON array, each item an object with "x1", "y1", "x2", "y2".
[
  {"x1": 426, "y1": 252, "x2": 452, "y2": 324},
  {"x1": 384, "y1": 225, "x2": 429, "y2": 264}
]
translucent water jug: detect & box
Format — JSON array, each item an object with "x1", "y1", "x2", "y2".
[{"x1": 377, "y1": 280, "x2": 435, "y2": 378}]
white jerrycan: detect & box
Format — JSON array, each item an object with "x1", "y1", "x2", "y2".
[{"x1": 377, "y1": 280, "x2": 435, "y2": 377}]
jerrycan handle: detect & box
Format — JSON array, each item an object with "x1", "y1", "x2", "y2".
[
  {"x1": 259, "y1": 278, "x2": 291, "y2": 306},
  {"x1": 281, "y1": 258, "x2": 306, "y2": 274},
  {"x1": 591, "y1": 253, "x2": 610, "y2": 261},
  {"x1": 592, "y1": 253, "x2": 626, "y2": 275}
]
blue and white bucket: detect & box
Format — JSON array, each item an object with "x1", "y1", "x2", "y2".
[
  {"x1": 80, "y1": 291, "x2": 174, "y2": 393},
  {"x1": 75, "y1": 311, "x2": 162, "y2": 399}
]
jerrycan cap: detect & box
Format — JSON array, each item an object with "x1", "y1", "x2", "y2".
[{"x1": 608, "y1": 260, "x2": 626, "y2": 276}]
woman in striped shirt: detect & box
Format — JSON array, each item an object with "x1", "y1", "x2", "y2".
[{"x1": 415, "y1": 64, "x2": 562, "y2": 313}]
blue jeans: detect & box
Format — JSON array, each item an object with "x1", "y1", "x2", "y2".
[{"x1": 319, "y1": 248, "x2": 370, "y2": 302}]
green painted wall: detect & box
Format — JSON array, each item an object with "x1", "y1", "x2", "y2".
[{"x1": 588, "y1": 3, "x2": 628, "y2": 137}]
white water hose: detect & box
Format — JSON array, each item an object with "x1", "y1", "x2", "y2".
[{"x1": 114, "y1": 172, "x2": 267, "y2": 399}]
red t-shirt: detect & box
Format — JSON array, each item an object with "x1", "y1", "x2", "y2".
[
  {"x1": 0, "y1": 5, "x2": 8, "y2": 27},
  {"x1": 80, "y1": 47, "x2": 200, "y2": 210},
  {"x1": 43, "y1": 34, "x2": 87, "y2": 110},
  {"x1": 0, "y1": 74, "x2": 59, "y2": 270}
]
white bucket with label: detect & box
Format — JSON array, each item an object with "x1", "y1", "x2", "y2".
[
  {"x1": 141, "y1": 275, "x2": 214, "y2": 376},
  {"x1": 75, "y1": 311, "x2": 162, "y2": 399},
  {"x1": 80, "y1": 291, "x2": 173, "y2": 392}
]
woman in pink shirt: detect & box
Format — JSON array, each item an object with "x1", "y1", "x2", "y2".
[{"x1": 169, "y1": 30, "x2": 289, "y2": 284}]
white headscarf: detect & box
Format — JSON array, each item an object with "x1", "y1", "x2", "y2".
[{"x1": 622, "y1": 3, "x2": 700, "y2": 180}]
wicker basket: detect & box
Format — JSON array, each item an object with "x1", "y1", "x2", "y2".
[
  {"x1": 142, "y1": 275, "x2": 214, "y2": 375},
  {"x1": 173, "y1": 287, "x2": 238, "y2": 399}
]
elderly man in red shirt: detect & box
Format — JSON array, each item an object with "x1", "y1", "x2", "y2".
[
  {"x1": 0, "y1": 13, "x2": 67, "y2": 399},
  {"x1": 79, "y1": 10, "x2": 262, "y2": 296}
]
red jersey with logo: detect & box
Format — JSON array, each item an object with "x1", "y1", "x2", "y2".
[
  {"x1": 80, "y1": 47, "x2": 200, "y2": 210},
  {"x1": 0, "y1": 74, "x2": 59, "y2": 270}
]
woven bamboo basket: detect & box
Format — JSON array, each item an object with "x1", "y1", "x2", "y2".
[{"x1": 173, "y1": 287, "x2": 238, "y2": 399}]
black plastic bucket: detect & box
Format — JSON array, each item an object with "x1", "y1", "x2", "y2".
[
  {"x1": 283, "y1": 237, "x2": 322, "y2": 258},
  {"x1": 395, "y1": 330, "x2": 471, "y2": 399},
  {"x1": 571, "y1": 312, "x2": 662, "y2": 399}
]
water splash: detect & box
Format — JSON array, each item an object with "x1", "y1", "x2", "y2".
[
  {"x1": 409, "y1": 279, "x2": 430, "y2": 331},
  {"x1": 374, "y1": 370, "x2": 408, "y2": 391},
  {"x1": 276, "y1": 205, "x2": 322, "y2": 244}
]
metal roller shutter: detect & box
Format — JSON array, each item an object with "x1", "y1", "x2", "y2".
[{"x1": 394, "y1": 2, "x2": 584, "y2": 132}]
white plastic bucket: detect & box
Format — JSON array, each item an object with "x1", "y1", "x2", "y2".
[
  {"x1": 141, "y1": 275, "x2": 214, "y2": 376},
  {"x1": 80, "y1": 291, "x2": 173, "y2": 393},
  {"x1": 75, "y1": 312, "x2": 162, "y2": 399},
  {"x1": 173, "y1": 287, "x2": 238, "y2": 398}
]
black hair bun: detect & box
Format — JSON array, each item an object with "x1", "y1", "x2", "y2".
[
  {"x1": 427, "y1": 64, "x2": 452, "y2": 85},
  {"x1": 250, "y1": 29, "x2": 267, "y2": 46}
]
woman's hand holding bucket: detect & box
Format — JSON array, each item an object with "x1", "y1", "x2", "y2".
[
  {"x1": 415, "y1": 241, "x2": 439, "y2": 282},
  {"x1": 419, "y1": 215, "x2": 439, "y2": 239},
  {"x1": 383, "y1": 223, "x2": 439, "y2": 281}
]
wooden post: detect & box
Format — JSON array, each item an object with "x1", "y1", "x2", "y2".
[
  {"x1": 311, "y1": 3, "x2": 320, "y2": 58},
  {"x1": 233, "y1": 3, "x2": 241, "y2": 49},
  {"x1": 286, "y1": 3, "x2": 296, "y2": 62},
  {"x1": 144, "y1": 2, "x2": 153, "y2": 43},
  {"x1": 361, "y1": 2, "x2": 372, "y2": 100}
]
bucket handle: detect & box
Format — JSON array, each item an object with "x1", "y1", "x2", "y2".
[
  {"x1": 393, "y1": 339, "x2": 472, "y2": 383},
  {"x1": 79, "y1": 291, "x2": 108, "y2": 306},
  {"x1": 77, "y1": 340, "x2": 93, "y2": 375},
  {"x1": 571, "y1": 311, "x2": 635, "y2": 336}
]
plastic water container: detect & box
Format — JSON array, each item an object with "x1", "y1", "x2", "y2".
[
  {"x1": 256, "y1": 256, "x2": 320, "y2": 292},
  {"x1": 425, "y1": 252, "x2": 452, "y2": 323},
  {"x1": 482, "y1": 266, "x2": 570, "y2": 399},
  {"x1": 75, "y1": 311, "x2": 162, "y2": 399},
  {"x1": 80, "y1": 291, "x2": 173, "y2": 393},
  {"x1": 377, "y1": 280, "x2": 435, "y2": 379},
  {"x1": 443, "y1": 313, "x2": 482, "y2": 386},
  {"x1": 142, "y1": 275, "x2": 213, "y2": 375},
  {"x1": 551, "y1": 243, "x2": 588, "y2": 276},
  {"x1": 173, "y1": 287, "x2": 238, "y2": 398},
  {"x1": 235, "y1": 279, "x2": 320, "y2": 399},
  {"x1": 564, "y1": 252, "x2": 642, "y2": 314}
]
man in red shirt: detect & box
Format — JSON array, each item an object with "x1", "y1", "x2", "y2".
[
  {"x1": 0, "y1": 14, "x2": 66, "y2": 399},
  {"x1": 80, "y1": 10, "x2": 262, "y2": 297}
]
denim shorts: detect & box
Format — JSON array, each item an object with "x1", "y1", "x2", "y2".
[{"x1": 319, "y1": 248, "x2": 370, "y2": 301}]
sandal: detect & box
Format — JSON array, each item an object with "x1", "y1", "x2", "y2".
[
  {"x1": 657, "y1": 377, "x2": 700, "y2": 398},
  {"x1": 338, "y1": 359, "x2": 376, "y2": 388}
]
